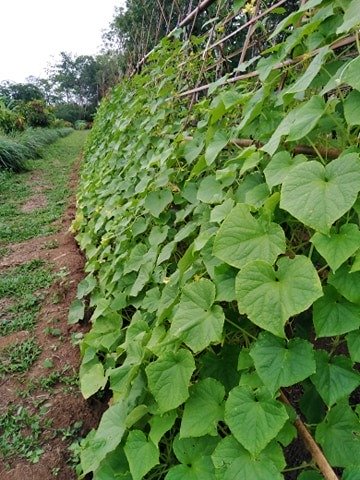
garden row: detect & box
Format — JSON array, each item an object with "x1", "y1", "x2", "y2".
[{"x1": 72, "y1": 1, "x2": 360, "y2": 479}]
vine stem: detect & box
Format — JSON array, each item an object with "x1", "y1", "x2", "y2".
[{"x1": 279, "y1": 391, "x2": 339, "y2": 480}]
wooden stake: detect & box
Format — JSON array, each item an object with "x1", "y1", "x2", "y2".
[{"x1": 280, "y1": 392, "x2": 339, "y2": 480}]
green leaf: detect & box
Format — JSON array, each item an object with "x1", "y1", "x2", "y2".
[
  {"x1": 342, "y1": 56, "x2": 360, "y2": 91},
  {"x1": 149, "y1": 411, "x2": 177, "y2": 445},
  {"x1": 213, "y1": 204, "x2": 286, "y2": 269},
  {"x1": 343, "y1": 468, "x2": 360, "y2": 480},
  {"x1": 184, "y1": 134, "x2": 204, "y2": 163},
  {"x1": 262, "y1": 96, "x2": 325, "y2": 156},
  {"x1": 310, "y1": 350, "x2": 360, "y2": 407},
  {"x1": 212, "y1": 436, "x2": 284, "y2": 480},
  {"x1": 210, "y1": 198, "x2": 235, "y2": 224},
  {"x1": 124, "y1": 430, "x2": 159, "y2": 480},
  {"x1": 328, "y1": 264, "x2": 360, "y2": 304},
  {"x1": 197, "y1": 175, "x2": 225, "y2": 204},
  {"x1": 68, "y1": 299, "x2": 85, "y2": 324},
  {"x1": 145, "y1": 349, "x2": 195, "y2": 413},
  {"x1": 166, "y1": 436, "x2": 218, "y2": 480},
  {"x1": 81, "y1": 400, "x2": 128, "y2": 475},
  {"x1": 313, "y1": 286, "x2": 360, "y2": 337},
  {"x1": 316, "y1": 402, "x2": 360, "y2": 467},
  {"x1": 170, "y1": 279, "x2": 225, "y2": 353},
  {"x1": 298, "y1": 472, "x2": 323, "y2": 480},
  {"x1": 236, "y1": 256, "x2": 322, "y2": 337},
  {"x1": 337, "y1": 0, "x2": 360, "y2": 34},
  {"x1": 80, "y1": 350, "x2": 106, "y2": 399},
  {"x1": 225, "y1": 386, "x2": 288, "y2": 456},
  {"x1": 145, "y1": 189, "x2": 173, "y2": 217},
  {"x1": 264, "y1": 151, "x2": 307, "y2": 190},
  {"x1": 250, "y1": 332, "x2": 316, "y2": 395},
  {"x1": 94, "y1": 446, "x2": 130, "y2": 480},
  {"x1": 280, "y1": 154, "x2": 360, "y2": 234},
  {"x1": 285, "y1": 47, "x2": 330, "y2": 95},
  {"x1": 212, "y1": 264, "x2": 237, "y2": 302},
  {"x1": 311, "y1": 224, "x2": 360, "y2": 272},
  {"x1": 344, "y1": 90, "x2": 360, "y2": 126},
  {"x1": 346, "y1": 330, "x2": 360, "y2": 363},
  {"x1": 180, "y1": 378, "x2": 225, "y2": 438},
  {"x1": 205, "y1": 130, "x2": 228, "y2": 165}
]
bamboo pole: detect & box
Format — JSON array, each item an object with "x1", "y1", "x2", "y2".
[
  {"x1": 134, "y1": 0, "x2": 217, "y2": 72},
  {"x1": 280, "y1": 392, "x2": 339, "y2": 480}
]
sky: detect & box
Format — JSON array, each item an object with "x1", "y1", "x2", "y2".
[{"x1": 0, "y1": 0, "x2": 126, "y2": 83}]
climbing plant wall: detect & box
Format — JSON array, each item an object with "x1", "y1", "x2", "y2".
[{"x1": 72, "y1": 1, "x2": 360, "y2": 478}]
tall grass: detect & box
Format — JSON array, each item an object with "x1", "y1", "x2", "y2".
[{"x1": 0, "y1": 128, "x2": 73, "y2": 172}]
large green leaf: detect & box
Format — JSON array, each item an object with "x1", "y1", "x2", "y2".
[
  {"x1": 344, "y1": 90, "x2": 360, "y2": 127},
  {"x1": 328, "y1": 265, "x2": 360, "y2": 304},
  {"x1": 80, "y1": 348, "x2": 107, "y2": 399},
  {"x1": 250, "y1": 332, "x2": 316, "y2": 395},
  {"x1": 224, "y1": 386, "x2": 288, "y2": 455},
  {"x1": 146, "y1": 349, "x2": 195, "y2": 413},
  {"x1": 212, "y1": 436, "x2": 284, "y2": 480},
  {"x1": 144, "y1": 189, "x2": 173, "y2": 217},
  {"x1": 337, "y1": 0, "x2": 360, "y2": 34},
  {"x1": 311, "y1": 224, "x2": 360, "y2": 272},
  {"x1": 180, "y1": 378, "x2": 225, "y2": 438},
  {"x1": 313, "y1": 286, "x2": 360, "y2": 337},
  {"x1": 94, "y1": 447, "x2": 131, "y2": 480},
  {"x1": 124, "y1": 430, "x2": 159, "y2": 480},
  {"x1": 310, "y1": 350, "x2": 360, "y2": 406},
  {"x1": 80, "y1": 400, "x2": 128, "y2": 475},
  {"x1": 197, "y1": 175, "x2": 225, "y2": 204},
  {"x1": 166, "y1": 436, "x2": 219, "y2": 480},
  {"x1": 149, "y1": 411, "x2": 177, "y2": 445},
  {"x1": 236, "y1": 256, "x2": 322, "y2": 337},
  {"x1": 264, "y1": 151, "x2": 306, "y2": 190},
  {"x1": 262, "y1": 96, "x2": 325, "y2": 156},
  {"x1": 213, "y1": 204, "x2": 286, "y2": 269},
  {"x1": 205, "y1": 130, "x2": 228, "y2": 165},
  {"x1": 280, "y1": 154, "x2": 360, "y2": 234},
  {"x1": 170, "y1": 279, "x2": 225, "y2": 353},
  {"x1": 346, "y1": 330, "x2": 360, "y2": 363},
  {"x1": 285, "y1": 47, "x2": 330, "y2": 96},
  {"x1": 316, "y1": 402, "x2": 360, "y2": 468},
  {"x1": 342, "y1": 57, "x2": 360, "y2": 92}
]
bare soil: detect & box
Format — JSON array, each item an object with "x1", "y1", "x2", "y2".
[{"x1": 0, "y1": 163, "x2": 103, "y2": 480}]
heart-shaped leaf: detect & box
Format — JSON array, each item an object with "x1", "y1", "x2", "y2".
[
  {"x1": 280, "y1": 154, "x2": 360, "y2": 234},
  {"x1": 224, "y1": 386, "x2": 288, "y2": 455},
  {"x1": 236, "y1": 256, "x2": 322, "y2": 337},
  {"x1": 213, "y1": 204, "x2": 286, "y2": 269}
]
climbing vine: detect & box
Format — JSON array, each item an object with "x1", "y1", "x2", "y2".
[{"x1": 72, "y1": 1, "x2": 360, "y2": 478}]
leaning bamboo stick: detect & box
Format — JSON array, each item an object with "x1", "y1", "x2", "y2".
[{"x1": 280, "y1": 392, "x2": 339, "y2": 480}]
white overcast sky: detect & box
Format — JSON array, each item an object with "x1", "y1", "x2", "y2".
[{"x1": 0, "y1": 0, "x2": 126, "y2": 83}]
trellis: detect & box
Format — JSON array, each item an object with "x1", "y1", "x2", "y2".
[{"x1": 123, "y1": 3, "x2": 359, "y2": 479}]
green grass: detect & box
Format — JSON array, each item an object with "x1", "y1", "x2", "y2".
[
  {"x1": 0, "y1": 130, "x2": 87, "y2": 244},
  {"x1": 0, "y1": 338, "x2": 42, "y2": 376},
  {"x1": 0, "y1": 259, "x2": 53, "y2": 335},
  {"x1": 0, "y1": 127, "x2": 74, "y2": 172},
  {"x1": 0, "y1": 405, "x2": 45, "y2": 463}
]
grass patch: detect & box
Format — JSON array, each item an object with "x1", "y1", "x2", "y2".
[
  {"x1": 0, "y1": 338, "x2": 42, "y2": 376},
  {"x1": 0, "y1": 130, "x2": 87, "y2": 244},
  {"x1": 18, "y1": 366, "x2": 79, "y2": 398},
  {"x1": 0, "y1": 259, "x2": 53, "y2": 335},
  {"x1": 0, "y1": 127, "x2": 73, "y2": 172},
  {"x1": 0, "y1": 405, "x2": 45, "y2": 463}
]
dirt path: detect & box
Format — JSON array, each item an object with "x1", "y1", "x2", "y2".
[{"x1": 0, "y1": 136, "x2": 103, "y2": 479}]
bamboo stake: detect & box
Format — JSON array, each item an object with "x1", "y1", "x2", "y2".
[
  {"x1": 134, "y1": 0, "x2": 217, "y2": 72},
  {"x1": 280, "y1": 392, "x2": 339, "y2": 480}
]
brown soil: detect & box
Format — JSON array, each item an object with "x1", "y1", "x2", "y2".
[{"x1": 0, "y1": 163, "x2": 103, "y2": 480}]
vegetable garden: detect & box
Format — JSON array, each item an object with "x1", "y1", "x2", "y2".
[{"x1": 72, "y1": 0, "x2": 360, "y2": 478}]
